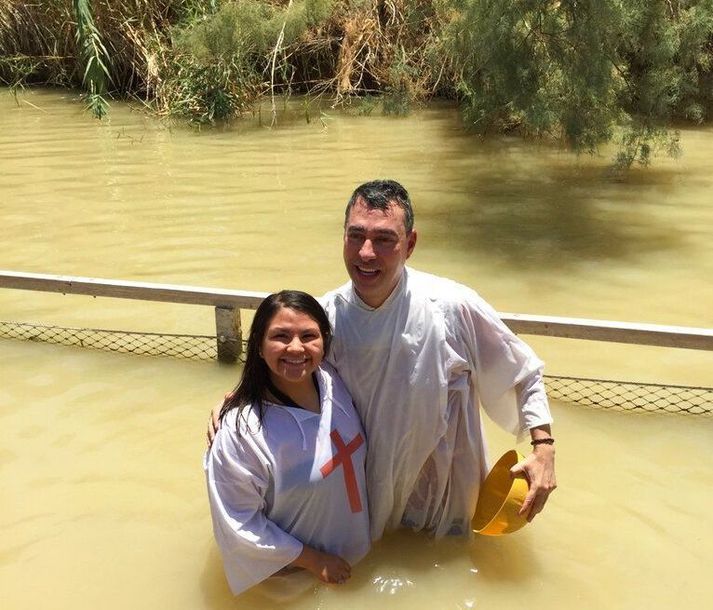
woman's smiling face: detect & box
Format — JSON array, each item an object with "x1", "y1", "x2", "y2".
[{"x1": 260, "y1": 306, "x2": 325, "y2": 387}]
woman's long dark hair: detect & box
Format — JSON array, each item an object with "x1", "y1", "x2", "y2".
[{"x1": 219, "y1": 290, "x2": 333, "y2": 431}]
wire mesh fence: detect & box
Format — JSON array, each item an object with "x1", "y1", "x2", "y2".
[
  {"x1": 1, "y1": 319, "x2": 711, "y2": 415},
  {"x1": 0, "y1": 320, "x2": 225, "y2": 361},
  {"x1": 545, "y1": 375, "x2": 711, "y2": 416}
]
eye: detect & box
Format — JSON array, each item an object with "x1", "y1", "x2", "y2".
[{"x1": 375, "y1": 237, "x2": 395, "y2": 245}]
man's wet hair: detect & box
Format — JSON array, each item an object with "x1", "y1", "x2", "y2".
[{"x1": 344, "y1": 179, "x2": 415, "y2": 234}]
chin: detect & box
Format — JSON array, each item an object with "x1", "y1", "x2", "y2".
[
  {"x1": 278, "y1": 368, "x2": 311, "y2": 382},
  {"x1": 352, "y1": 273, "x2": 382, "y2": 292}
]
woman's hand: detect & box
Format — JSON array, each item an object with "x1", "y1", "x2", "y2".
[{"x1": 291, "y1": 545, "x2": 352, "y2": 584}]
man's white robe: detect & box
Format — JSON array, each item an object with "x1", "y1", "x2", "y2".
[
  {"x1": 321, "y1": 267, "x2": 552, "y2": 539},
  {"x1": 205, "y1": 363, "x2": 370, "y2": 596}
]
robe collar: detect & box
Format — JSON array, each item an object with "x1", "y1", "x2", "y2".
[{"x1": 348, "y1": 267, "x2": 408, "y2": 311}]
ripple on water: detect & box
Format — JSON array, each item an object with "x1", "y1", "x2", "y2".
[{"x1": 371, "y1": 574, "x2": 415, "y2": 595}]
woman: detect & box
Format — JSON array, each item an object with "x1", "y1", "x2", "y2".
[{"x1": 205, "y1": 290, "x2": 370, "y2": 597}]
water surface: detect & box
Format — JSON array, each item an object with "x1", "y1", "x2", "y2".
[{"x1": 1, "y1": 88, "x2": 711, "y2": 610}]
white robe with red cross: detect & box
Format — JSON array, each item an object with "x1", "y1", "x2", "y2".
[
  {"x1": 205, "y1": 363, "x2": 370, "y2": 596},
  {"x1": 321, "y1": 267, "x2": 553, "y2": 540}
]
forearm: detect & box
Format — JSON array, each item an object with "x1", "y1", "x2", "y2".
[
  {"x1": 529, "y1": 423, "x2": 556, "y2": 476},
  {"x1": 510, "y1": 380, "x2": 556, "y2": 521},
  {"x1": 516, "y1": 370, "x2": 553, "y2": 432},
  {"x1": 529, "y1": 423, "x2": 553, "y2": 441},
  {"x1": 289, "y1": 544, "x2": 317, "y2": 572}
]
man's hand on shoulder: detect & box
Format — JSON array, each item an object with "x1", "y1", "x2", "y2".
[{"x1": 206, "y1": 393, "x2": 230, "y2": 448}]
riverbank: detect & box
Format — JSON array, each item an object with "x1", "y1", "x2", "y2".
[{"x1": 2, "y1": 1, "x2": 713, "y2": 164}]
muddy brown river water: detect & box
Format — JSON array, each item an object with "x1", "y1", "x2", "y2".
[{"x1": 1, "y1": 88, "x2": 711, "y2": 610}]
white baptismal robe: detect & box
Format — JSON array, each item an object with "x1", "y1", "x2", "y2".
[
  {"x1": 321, "y1": 267, "x2": 552, "y2": 539},
  {"x1": 205, "y1": 363, "x2": 370, "y2": 596}
]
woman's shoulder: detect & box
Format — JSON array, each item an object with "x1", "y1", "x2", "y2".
[
  {"x1": 219, "y1": 403, "x2": 262, "y2": 431},
  {"x1": 212, "y1": 403, "x2": 268, "y2": 454}
]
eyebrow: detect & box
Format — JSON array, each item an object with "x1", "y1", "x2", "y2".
[
  {"x1": 268, "y1": 326, "x2": 318, "y2": 333},
  {"x1": 346, "y1": 225, "x2": 400, "y2": 238}
]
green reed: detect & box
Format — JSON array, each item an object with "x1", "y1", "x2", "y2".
[{"x1": 73, "y1": 0, "x2": 110, "y2": 118}]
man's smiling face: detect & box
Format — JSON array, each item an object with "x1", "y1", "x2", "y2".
[{"x1": 343, "y1": 197, "x2": 417, "y2": 308}]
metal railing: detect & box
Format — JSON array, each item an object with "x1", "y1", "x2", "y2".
[
  {"x1": 0, "y1": 270, "x2": 269, "y2": 362},
  {"x1": 1, "y1": 270, "x2": 712, "y2": 415},
  {"x1": 3, "y1": 270, "x2": 712, "y2": 359}
]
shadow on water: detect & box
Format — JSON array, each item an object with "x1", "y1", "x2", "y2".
[
  {"x1": 418, "y1": 136, "x2": 689, "y2": 269},
  {"x1": 468, "y1": 531, "x2": 539, "y2": 583}
]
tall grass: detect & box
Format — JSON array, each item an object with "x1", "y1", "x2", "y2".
[
  {"x1": 0, "y1": 1, "x2": 451, "y2": 122},
  {"x1": 0, "y1": 1, "x2": 74, "y2": 89},
  {"x1": 1, "y1": 0, "x2": 711, "y2": 153}
]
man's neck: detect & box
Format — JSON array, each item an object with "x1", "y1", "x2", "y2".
[
  {"x1": 354, "y1": 289, "x2": 389, "y2": 309},
  {"x1": 353, "y1": 269, "x2": 406, "y2": 309}
]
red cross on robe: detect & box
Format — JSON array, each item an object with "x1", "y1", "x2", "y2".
[{"x1": 320, "y1": 429, "x2": 365, "y2": 513}]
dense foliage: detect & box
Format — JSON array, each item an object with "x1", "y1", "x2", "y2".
[
  {"x1": 1, "y1": 0, "x2": 712, "y2": 165},
  {"x1": 450, "y1": 0, "x2": 713, "y2": 165}
]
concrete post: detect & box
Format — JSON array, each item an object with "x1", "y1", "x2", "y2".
[{"x1": 215, "y1": 306, "x2": 241, "y2": 364}]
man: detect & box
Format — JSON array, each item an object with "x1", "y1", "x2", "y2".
[{"x1": 209, "y1": 179, "x2": 556, "y2": 540}]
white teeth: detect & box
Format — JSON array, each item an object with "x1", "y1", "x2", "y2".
[{"x1": 357, "y1": 267, "x2": 378, "y2": 275}]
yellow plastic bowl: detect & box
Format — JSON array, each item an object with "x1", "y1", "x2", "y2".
[{"x1": 472, "y1": 450, "x2": 529, "y2": 536}]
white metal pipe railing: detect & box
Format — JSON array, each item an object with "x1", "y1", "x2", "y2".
[{"x1": 1, "y1": 270, "x2": 712, "y2": 357}]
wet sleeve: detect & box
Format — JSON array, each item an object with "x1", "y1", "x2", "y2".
[
  {"x1": 205, "y1": 426, "x2": 304, "y2": 596},
  {"x1": 455, "y1": 288, "x2": 552, "y2": 436}
]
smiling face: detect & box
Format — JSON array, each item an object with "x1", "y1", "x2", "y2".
[
  {"x1": 343, "y1": 197, "x2": 417, "y2": 308},
  {"x1": 260, "y1": 306, "x2": 325, "y2": 390}
]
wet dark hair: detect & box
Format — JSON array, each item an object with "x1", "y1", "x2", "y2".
[
  {"x1": 344, "y1": 179, "x2": 414, "y2": 234},
  {"x1": 219, "y1": 290, "x2": 332, "y2": 431}
]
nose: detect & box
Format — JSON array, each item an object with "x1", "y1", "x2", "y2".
[
  {"x1": 358, "y1": 238, "x2": 376, "y2": 260},
  {"x1": 286, "y1": 335, "x2": 303, "y2": 351}
]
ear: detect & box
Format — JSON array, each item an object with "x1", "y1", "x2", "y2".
[{"x1": 406, "y1": 230, "x2": 417, "y2": 258}]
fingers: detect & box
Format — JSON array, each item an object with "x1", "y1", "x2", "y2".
[
  {"x1": 519, "y1": 486, "x2": 537, "y2": 517},
  {"x1": 509, "y1": 463, "x2": 528, "y2": 480},
  {"x1": 520, "y1": 478, "x2": 557, "y2": 522},
  {"x1": 515, "y1": 454, "x2": 557, "y2": 522},
  {"x1": 206, "y1": 414, "x2": 215, "y2": 448},
  {"x1": 521, "y1": 487, "x2": 549, "y2": 522},
  {"x1": 330, "y1": 566, "x2": 351, "y2": 584},
  {"x1": 206, "y1": 396, "x2": 230, "y2": 448},
  {"x1": 319, "y1": 558, "x2": 351, "y2": 584},
  {"x1": 326, "y1": 568, "x2": 351, "y2": 584}
]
